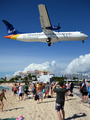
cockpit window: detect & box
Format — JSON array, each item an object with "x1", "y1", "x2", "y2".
[{"x1": 80, "y1": 32, "x2": 84, "y2": 34}]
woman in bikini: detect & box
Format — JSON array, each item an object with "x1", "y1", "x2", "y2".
[{"x1": 0, "y1": 89, "x2": 7, "y2": 112}]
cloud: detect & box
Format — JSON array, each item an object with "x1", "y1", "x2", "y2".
[
  {"x1": 23, "y1": 60, "x2": 61, "y2": 74},
  {"x1": 13, "y1": 53, "x2": 90, "y2": 76},
  {"x1": 13, "y1": 61, "x2": 61, "y2": 75},
  {"x1": 64, "y1": 54, "x2": 90, "y2": 74}
]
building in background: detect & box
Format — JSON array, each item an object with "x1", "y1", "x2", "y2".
[
  {"x1": 64, "y1": 73, "x2": 89, "y2": 80},
  {"x1": 6, "y1": 69, "x2": 51, "y2": 81}
]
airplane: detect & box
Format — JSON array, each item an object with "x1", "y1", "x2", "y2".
[{"x1": 2, "y1": 4, "x2": 88, "y2": 46}]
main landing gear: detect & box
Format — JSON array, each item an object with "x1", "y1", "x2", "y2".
[
  {"x1": 48, "y1": 43, "x2": 51, "y2": 46},
  {"x1": 46, "y1": 37, "x2": 51, "y2": 47},
  {"x1": 82, "y1": 40, "x2": 84, "y2": 43}
]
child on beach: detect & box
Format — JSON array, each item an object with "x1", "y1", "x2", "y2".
[{"x1": 0, "y1": 89, "x2": 7, "y2": 112}]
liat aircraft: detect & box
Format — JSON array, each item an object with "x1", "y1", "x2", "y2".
[{"x1": 3, "y1": 4, "x2": 88, "y2": 46}]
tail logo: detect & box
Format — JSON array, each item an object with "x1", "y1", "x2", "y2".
[{"x1": 8, "y1": 29, "x2": 16, "y2": 34}]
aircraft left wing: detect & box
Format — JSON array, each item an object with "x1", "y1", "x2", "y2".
[{"x1": 38, "y1": 4, "x2": 53, "y2": 34}]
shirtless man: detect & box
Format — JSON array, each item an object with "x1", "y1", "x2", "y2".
[
  {"x1": 13, "y1": 83, "x2": 18, "y2": 96},
  {"x1": 0, "y1": 89, "x2": 7, "y2": 112},
  {"x1": 37, "y1": 83, "x2": 43, "y2": 103}
]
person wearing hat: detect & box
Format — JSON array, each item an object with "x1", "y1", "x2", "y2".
[{"x1": 53, "y1": 81, "x2": 68, "y2": 120}]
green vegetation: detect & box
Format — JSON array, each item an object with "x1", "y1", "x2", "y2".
[
  {"x1": 0, "y1": 74, "x2": 38, "y2": 83},
  {"x1": 53, "y1": 76, "x2": 65, "y2": 82}
]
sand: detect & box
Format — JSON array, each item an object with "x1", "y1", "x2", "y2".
[{"x1": 0, "y1": 88, "x2": 90, "y2": 120}]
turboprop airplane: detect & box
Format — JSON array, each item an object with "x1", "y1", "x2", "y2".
[{"x1": 2, "y1": 4, "x2": 88, "y2": 46}]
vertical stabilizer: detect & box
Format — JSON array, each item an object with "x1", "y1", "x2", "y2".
[{"x1": 2, "y1": 20, "x2": 20, "y2": 35}]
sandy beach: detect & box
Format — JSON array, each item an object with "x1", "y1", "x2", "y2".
[{"x1": 0, "y1": 88, "x2": 90, "y2": 120}]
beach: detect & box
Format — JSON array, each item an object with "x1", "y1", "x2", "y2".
[{"x1": 0, "y1": 87, "x2": 90, "y2": 120}]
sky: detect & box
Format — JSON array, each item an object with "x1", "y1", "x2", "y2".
[{"x1": 0, "y1": 0, "x2": 90, "y2": 78}]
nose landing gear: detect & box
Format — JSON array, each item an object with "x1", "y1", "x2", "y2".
[{"x1": 82, "y1": 40, "x2": 84, "y2": 43}]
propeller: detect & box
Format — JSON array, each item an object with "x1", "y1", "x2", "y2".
[{"x1": 58, "y1": 21, "x2": 61, "y2": 32}]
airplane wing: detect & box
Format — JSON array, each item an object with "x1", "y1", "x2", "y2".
[{"x1": 38, "y1": 4, "x2": 53, "y2": 34}]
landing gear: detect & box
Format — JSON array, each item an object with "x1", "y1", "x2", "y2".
[
  {"x1": 48, "y1": 43, "x2": 51, "y2": 46},
  {"x1": 46, "y1": 39, "x2": 50, "y2": 42},
  {"x1": 82, "y1": 40, "x2": 84, "y2": 43},
  {"x1": 46, "y1": 37, "x2": 51, "y2": 43},
  {"x1": 46, "y1": 37, "x2": 51, "y2": 46}
]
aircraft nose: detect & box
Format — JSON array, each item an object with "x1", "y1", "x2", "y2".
[
  {"x1": 87, "y1": 35, "x2": 89, "y2": 39},
  {"x1": 84, "y1": 34, "x2": 89, "y2": 39}
]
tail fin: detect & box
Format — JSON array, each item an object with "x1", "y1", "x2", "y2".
[{"x1": 2, "y1": 20, "x2": 21, "y2": 35}]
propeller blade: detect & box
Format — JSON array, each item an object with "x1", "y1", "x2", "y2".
[{"x1": 58, "y1": 21, "x2": 61, "y2": 32}]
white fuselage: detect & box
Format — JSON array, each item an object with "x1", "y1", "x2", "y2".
[{"x1": 13, "y1": 31, "x2": 88, "y2": 44}]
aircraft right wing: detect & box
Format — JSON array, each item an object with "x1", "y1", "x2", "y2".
[{"x1": 38, "y1": 4, "x2": 53, "y2": 34}]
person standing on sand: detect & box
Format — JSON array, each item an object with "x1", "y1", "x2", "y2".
[
  {"x1": 79, "y1": 81, "x2": 84, "y2": 102},
  {"x1": 51, "y1": 83, "x2": 54, "y2": 97},
  {"x1": 45, "y1": 82, "x2": 50, "y2": 98},
  {"x1": 69, "y1": 81, "x2": 74, "y2": 94},
  {"x1": 32, "y1": 83, "x2": 36, "y2": 99},
  {"x1": 37, "y1": 83, "x2": 43, "y2": 103},
  {"x1": 13, "y1": 83, "x2": 18, "y2": 96},
  {"x1": 53, "y1": 81, "x2": 68, "y2": 120},
  {"x1": 18, "y1": 84, "x2": 24, "y2": 101},
  {"x1": 0, "y1": 89, "x2": 7, "y2": 112},
  {"x1": 24, "y1": 83, "x2": 28, "y2": 99},
  {"x1": 81, "y1": 79, "x2": 88, "y2": 103}
]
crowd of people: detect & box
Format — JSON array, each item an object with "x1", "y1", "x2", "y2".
[{"x1": 0, "y1": 79, "x2": 90, "y2": 120}]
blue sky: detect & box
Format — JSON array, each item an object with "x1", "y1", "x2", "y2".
[{"x1": 0, "y1": 0, "x2": 90, "y2": 78}]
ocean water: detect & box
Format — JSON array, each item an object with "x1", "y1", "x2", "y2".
[{"x1": 0, "y1": 86, "x2": 9, "y2": 92}]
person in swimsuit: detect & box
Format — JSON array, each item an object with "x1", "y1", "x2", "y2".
[
  {"x1": 13, "y1": 83, "x2": 18, "y2": 96},
  {"x1": 37, "y1": 83, "x2": 43, "y2": 103},
  {"x1": 0, "y1": 89, "x2": 7, "y2": 112}
]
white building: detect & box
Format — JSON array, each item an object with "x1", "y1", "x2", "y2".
[{"x1": 37, "y1": 74, "x2": 54, "y2": 83}]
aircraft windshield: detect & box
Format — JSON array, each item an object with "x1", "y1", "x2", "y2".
[{"x1": 80, "y1": 32, "x2": 84, "y2": 34}]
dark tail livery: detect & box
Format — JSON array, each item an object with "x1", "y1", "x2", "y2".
[{"x1": 2, "y1": 20, "x2": 21, "y2": 35}]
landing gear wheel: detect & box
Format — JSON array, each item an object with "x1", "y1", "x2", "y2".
[
  {"x1": 82, "y1": 40, "x2": 84, "y2": 43},
  {"x1": 48, "y1": 43, "x2": 51, "y2": 46},
  {"x1": 47, "y1": 39, "x2": 50, "y2": 42},
  {"x1": 46, "y1": 37, "x2": 51, "y2": 43}
]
